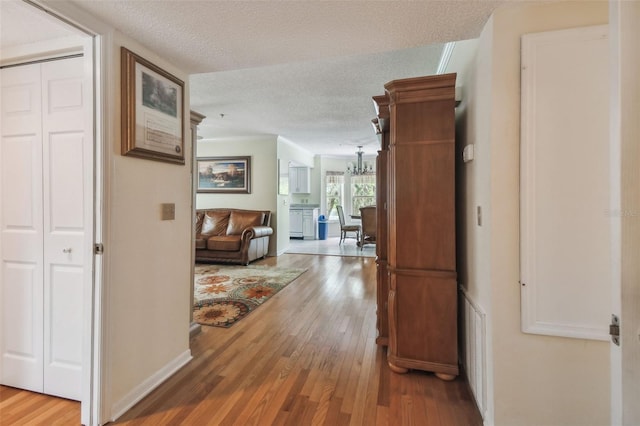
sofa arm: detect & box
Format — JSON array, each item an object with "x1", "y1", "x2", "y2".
[{"x1": 242, "y1": 226, "x2": 273, "y2": 240}]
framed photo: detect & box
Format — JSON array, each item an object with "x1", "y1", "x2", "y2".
[
  {"x1": 121, "y1": 47, "x2": 185, "y2": 164},
  {"x1": 197, "y1": 156, "x2": 251, "y2": 193}
]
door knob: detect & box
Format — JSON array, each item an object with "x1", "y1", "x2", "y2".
[{"x1": 63, "y1": 248, "x2": 72, "y2": 253}]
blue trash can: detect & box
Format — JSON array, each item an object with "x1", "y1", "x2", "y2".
[{"x1": 318, "y1": 215, "x2": 328, "y2": 240}]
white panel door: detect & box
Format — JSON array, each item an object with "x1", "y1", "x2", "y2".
[
  {"x1": 41, "y1": 57, "x2": 87, "y2": 400},
  {"x1": 0, "y1": 63, "x2": 45, "y2": 393},
  {"x1": 0, "y1": 56, "x2": 88, "y2": 401}
]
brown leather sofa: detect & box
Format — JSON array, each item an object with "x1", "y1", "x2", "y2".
[{"x1": 195, "y1": 208, "x2": 273, "y2": 265}]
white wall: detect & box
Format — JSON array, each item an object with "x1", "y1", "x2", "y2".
[
  {"x1": 457, "y1": 2, "x2": 610, "y2": 425},
  {"x1": 454, "y1": 16, "x2": 494, "y2": 420},
  {"x1": 280, "y1": 137, "x2": 317, "y2": 206},
  {"x1": 275, "y1": 137, "x2": 314, "y2": 253},
  {"x1": 196, "y1": 135, "x2": 278, "y2": 254},
  {"x1": 104, "y1": 32, "x2": 194, "y2": 419}
]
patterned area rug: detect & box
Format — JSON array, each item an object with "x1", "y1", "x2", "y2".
[{"x1": 193, "y1": 264, "x2": 306, "y2": 328}]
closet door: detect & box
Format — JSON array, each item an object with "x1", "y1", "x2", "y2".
[
  {"x1": 41, "y1": 57, "x2": 87, "y2": 400},
  {"x1": 0, "y1": 57, "x2": 88, "y2": 401},
  {"x1": 0, "y1": 63, "x2": 45, "y2": 393}
]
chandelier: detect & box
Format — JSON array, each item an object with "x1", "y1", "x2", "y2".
[{"x1": 347, "y1": 146, "x2": 373, "y2": 175}]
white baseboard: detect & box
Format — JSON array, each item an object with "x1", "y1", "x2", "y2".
[
  {"x1": 189, "y1": 321, "x2": 202, "y2": 337},
  {"x1": 110, "y1": 349, "x2": 192, "y2": 422}
]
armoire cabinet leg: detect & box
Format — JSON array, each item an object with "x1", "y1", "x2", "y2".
[
  {"x1": 435, "y1": 373, "x2": 457, "y2": 381},
  {"x1": 388, "y1": 362, "x2": 408, "y2": 374}
]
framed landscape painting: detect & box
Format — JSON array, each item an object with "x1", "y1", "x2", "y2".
[
  {"x1": 121, "y1": 47, "x2": 185, "y2": 164},
  {"x1": 197, "y1": 156, "x2": 251, "y2": 193}
]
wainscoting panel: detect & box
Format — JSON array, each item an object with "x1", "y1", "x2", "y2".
[
  {"x1": 460, "y1": 288, "x2": 486, "y2": 419},
  {"x1": 520, "y1": 25, "x2": 610, "y2": 341}
]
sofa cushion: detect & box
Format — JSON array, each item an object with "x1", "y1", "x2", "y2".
[
  {"x1": 195, "y1": 212, "x2": 205, "y2": 234},
  {"x1": 226, "y1": 211, "x2": 264, "y2": 235},
  {"x1": 201, "y1": 211, "x2": 230, "y2": 236},
  {"x1": 207, "y1": 235, "x2": 242, "y2": 252}
]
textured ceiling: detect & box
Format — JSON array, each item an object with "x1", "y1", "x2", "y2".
[
  {"x1": 0, "y1": 1, "x2": 77, "y2": 48},
  {"x1": 61, "y1": 0, "x2": 504, "y2": 74},
  {"x1": 3, "y1": 0, "x2": 506, "y2": 156},
  {"x1": 190, "y1": 43, "x2": 447, "y2": 156}
]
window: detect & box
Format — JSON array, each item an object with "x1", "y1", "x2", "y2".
[
  {"x1": 325, "y1": 172, "x2": 344, "y2": 220},
  {"x1": 351, "y1": 174, "x2": 376, "y2": 215}
]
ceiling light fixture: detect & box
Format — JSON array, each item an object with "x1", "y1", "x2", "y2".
[{"x1": 347, "y1": 146, "x2": 373, "y2": 175}]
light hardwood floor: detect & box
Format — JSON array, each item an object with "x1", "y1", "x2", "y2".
[
  {"x1": 0, "y1": 254, "x2": 481, "y2": 425},
  {"x1": 286, "y1": 236, "x2": 374, "y2": 258}
]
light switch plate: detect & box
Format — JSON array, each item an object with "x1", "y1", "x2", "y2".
[
  {"x1": 161, "y1": 203, "x2": 175, "y2": 220},
  {"x1": 463, "y1": 144, "x2": 475, "y2": 163}
]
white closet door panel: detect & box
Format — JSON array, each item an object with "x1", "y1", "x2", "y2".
[
  {"x1": 41, "y1": 57, "x2": 86, "y2": 400},
  {"x1": 1, "y1": 262, "x2": 43, "y2": 392},
  {"x1": 45, "y1": 132, "x2": 85, "y2": 266},
  {"x1": 1, "y1": 135, "x2": 43, "y2": 257},
  {"x1": 49, "y1": 133, "x2": 85, "y2": 228},
  {"x1": 0, "y1": 65, "x2": 44, "y2": 392},
  {"x1": 44, "y1": 264, "x2": 83, "y2": 400},
  {"x1": 0, "y1": 65, "x2": 42, "y2": 134}
]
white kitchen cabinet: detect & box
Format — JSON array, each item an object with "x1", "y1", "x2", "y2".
[
  {"x1": 302, "y1": 209, "x2": 318, "y2": 239},
  {"x1": 289, "y1": 167, "x2": 310, "y2": 193},
  {"x1": 290, "y1": 207, "x2": 318, "y2": 239},
  {"x1": 290, "y1": 209, "x2": 303, "y2": 238}
]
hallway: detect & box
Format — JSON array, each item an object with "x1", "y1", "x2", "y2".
[{"x1": 0, "y1": 254, "x2": 481, "y2": 425}]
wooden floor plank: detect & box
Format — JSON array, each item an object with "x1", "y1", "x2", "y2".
[{"x1": 0, "y1": 254, "x2": 482, "y2": 425}]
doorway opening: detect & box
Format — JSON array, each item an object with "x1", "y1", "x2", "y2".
[{"x1": 0, "y1": 1, "x2": 102, "y2": 425}]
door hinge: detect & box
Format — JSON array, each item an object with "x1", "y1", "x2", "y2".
[
  {"x1": 94, "y1": 243, "x2": 104, "y2": 255},
  {"x1": 610, "y1": 314, "x2": 620, "y2": 346}
]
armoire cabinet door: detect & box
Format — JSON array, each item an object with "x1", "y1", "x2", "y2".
[{"x1": 383, "y1": 74, "x2": 458, "y2": 379}]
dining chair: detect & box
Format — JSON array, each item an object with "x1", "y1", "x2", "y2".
[
  {"x1": 359, "y1": 206, "x2": 377, "y2": 250},
  {"x1": 336, "y1": 205, "x2": 360, "y2": 245}
]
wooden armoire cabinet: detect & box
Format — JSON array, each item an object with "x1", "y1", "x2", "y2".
[
  {"x1": 380, "y1": 73, "x2": 458, "y2": 380},
  {"x1": 372, "y1": 94, "x2": 390, "y2": 347}
]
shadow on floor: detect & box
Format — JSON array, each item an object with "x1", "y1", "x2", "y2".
[{"x1": 286, "y1": 237, "x2": 375, "y2": 258}]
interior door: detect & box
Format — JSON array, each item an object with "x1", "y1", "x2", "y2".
[
  {"x1": 0, "y1": 56, "x2": 87, "y2": 401},
  {"x1": 41, "y1": 57, "x2": 87, "y2": 400},
  {"x1": 0, "y1": 63, "x2": 45, "y2": 394}
]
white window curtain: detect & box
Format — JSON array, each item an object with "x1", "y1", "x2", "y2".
[
  {"x1": 351, "y1": 174, "x2": 376, "y2": 215},
  {"x1": 325, "y1": 172, "x2": 344, "y2": 220}
]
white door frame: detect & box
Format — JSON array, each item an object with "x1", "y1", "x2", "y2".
[
  {"x1": 609, "y1": 1, "x2": 640, "y2": 424},
  {"x1": 10, "y1": 2, "x2": 106, "y2": 424},
  {"x1": 81, "y1": 34, "x2": 103, "y2": 426}
]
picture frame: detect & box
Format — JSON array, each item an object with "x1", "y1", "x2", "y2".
[
  {"x1": 197, "y1": 156, "x2": 251, "y2": 194},
  {"x1": 121, "y1": 47, "x2": 185, "y2": 164}
]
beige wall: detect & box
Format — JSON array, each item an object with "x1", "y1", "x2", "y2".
[
  {"x1": 196, "y1": 135, "x2": 278, "y2": 254},
  {"x1": 458, "y1": 2, "x2": 610, "y2": 425},
  {"x1": 105, "y1": 32, "x2": 193, "y2": 417}
]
